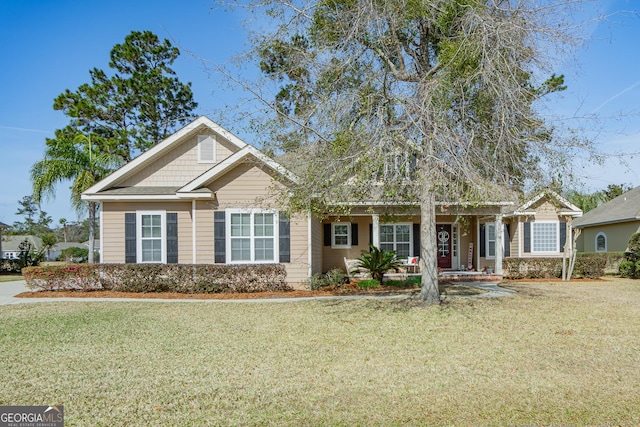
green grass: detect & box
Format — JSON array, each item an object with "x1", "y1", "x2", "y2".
[
  {"x1": 0, "y1": 273, "x2": 23, "y2": 283},
  {"x1": 1, "y1": 278, "x2": 640, "y2": 425}
]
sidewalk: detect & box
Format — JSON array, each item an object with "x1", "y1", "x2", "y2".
[{"x1": 0, "y1": 280, "x2": 515, "y2": 306}]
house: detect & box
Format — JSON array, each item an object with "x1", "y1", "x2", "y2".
[
  {"x1": 573, "y1": 186, "x2": 640, "y2": 253},
  {"x1": 502, "y1": 191, "x2": 582, "y2": 259},
  {"x1": 1, "y1": 235, "x2": 42, "y2": 260},
  {"x1": 49, "y1": 242, "x2": 90, "y2": 262},
  {"x1": 82, "y1": 116, "x2": 579, "y2": 288},
  {"x1": 0, "y1": 221, "x2": 7, "y2": 258}
]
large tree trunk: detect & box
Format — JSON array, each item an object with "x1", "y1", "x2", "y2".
[
  {"x1": 88, "y1": 201, "x2": 96, "y2": 264},
  {"x1": 418, "y1": 187, "x2": 440, "y2": 303}
]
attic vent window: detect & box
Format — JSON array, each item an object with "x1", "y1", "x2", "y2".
[{"x1": 198, "y1": 135, "x2": 216, "y2": 163}]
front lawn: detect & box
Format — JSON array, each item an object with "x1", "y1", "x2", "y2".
[
  {"x1": 0, "y1": 273, "x2": 23, "y2": 283},
  {"x1": 1, "y1": 278, "x2": 639, "y2": 425}
]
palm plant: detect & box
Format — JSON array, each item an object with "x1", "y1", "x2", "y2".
[
  {"x1": 356, "y1": 244, "x2": 403, "y2": 283},
  {"x1": 31, "y1": 130, "x2": 123, "y2": 263}
]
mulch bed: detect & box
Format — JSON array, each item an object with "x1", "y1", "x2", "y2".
[{"x1": 15, "y1": 283, "x2": 421, "y2": 300}]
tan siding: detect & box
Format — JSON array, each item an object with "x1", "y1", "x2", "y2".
[
  {"x1": 580, "y1": 221, "x2": 640, "y2": 252},
  {"x1": 102, "y1": 204, "x2": 126, "y2": 263},
  {"x1": 311, "y1": 216, "x2": 323, "y2": 275},
  {"x1": 196, "y1": 201, "x2": 215, "y2": 264},
  {"x1": 284, "y1": 213, "x2": 310, "y2": 288},
  {"x1": 119, "y1": 132, "x2": 241, "y2": 187},
  {"x1": 211, "y1": 162, "x2": 284, "y2": 208},
  {"x1": 101, "y1": 201, "x2": 192, "y2": 263}
]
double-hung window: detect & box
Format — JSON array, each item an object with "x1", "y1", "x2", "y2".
[
  {"x1": 486, "y1": 223, "x2": 496, "y2": 258},
  {"x1": 228, "y1": 210, "x2": 277, "y2": 262},
  {"x1": 532, "y1": 222, "x2": 559, "y2": 253},
  {"x1": 137, "y1": 211, "x2": 166, "y2": 263},
  {"x1": 380, "y1": 223, "x2": 411, "y2": 258},
  {"x1": 331, "y1": 223, "x2": 351, "y2": 248}
]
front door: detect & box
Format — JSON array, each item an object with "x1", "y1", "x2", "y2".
[{"x1": 436, "y1": 224, "x2": 452, "y2": 269}]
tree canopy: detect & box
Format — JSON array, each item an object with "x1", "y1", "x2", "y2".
[
  {"x1": 248, "y1": 0, "x2": 591, "y2": 302},
  {"x1": 52, "y1": 30, "x2": 198, "y2": 162}
]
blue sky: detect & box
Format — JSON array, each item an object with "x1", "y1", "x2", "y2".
[{"x1": 0, "y1": 0, "x2": 639, "y2": 225}]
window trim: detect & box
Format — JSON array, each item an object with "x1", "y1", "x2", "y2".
[
  {"x1": 197, "y1": 134, "x2": 216, "y2": 163},
  {"x1": 331, "y1": 223, "x2": 351, "y2": 249},
  {"x1": 136, "y1": 210, "x2": 166, "y2": 264},
  {"x1": 379, "y1": 222, "x2": 413, "y2": 258},
  {"x1": 531, "y1": 221, "x2": 560, "y2": 254},
  {"x1": 226, "y1": 209, "x2": 279, "y2": 264},
  {"x1": 595, "y1": 232, "x2": 607, "y2": 253}
]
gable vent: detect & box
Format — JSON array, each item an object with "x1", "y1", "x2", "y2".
[{"x1": 198, "y1": 135, "x2": 216, "y2": 163}]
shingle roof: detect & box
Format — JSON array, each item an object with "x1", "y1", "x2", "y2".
[
  {"x1": 1, "y1": 235, "x2": 43, "y2": 251},
  {"x1": 573, "y1": 186, "x2": 640, "y2": 228},
  {"x1": 0, "y1": 221, "x2": 8, "y2": 228}
]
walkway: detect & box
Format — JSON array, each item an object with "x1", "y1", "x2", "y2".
[{"x1": 0, "y1": 280, "x2": 515, "y2": 306}]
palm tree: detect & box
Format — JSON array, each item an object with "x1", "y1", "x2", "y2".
[{"x1": 31, "y1": 129, "x2": 122, "y2": 263}]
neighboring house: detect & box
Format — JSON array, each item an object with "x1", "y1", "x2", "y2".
[
  {"x1": 49, "y1": 242, "x2": 89, "y2": 262},
  {"x1": 501, "y1": 191, "x2": 583, "y2": 259},
  {"x1": 573, "y1": 186, "x2": 640, "y2": 253},
  {"x1": 1, "y1": 235, "x2": 43, "y2": 260},
  {"x1": 82, "y1": 116, "x2": 578, "y2": 287},
  {"x1": 0, "y1": 221, "x2": 7, "y2": 258}
]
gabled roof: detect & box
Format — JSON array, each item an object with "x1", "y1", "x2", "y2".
[
  {"x1": 1, "y1": 235, "x2": 42, "y2": 251},
  {"x1": 83, "y1": 116, "x2": 248, "y2": 196},
  {"x1": 506, "y1": 190, "x2": 582, "y2": 217},
  {"x1": 179, "y1": 145, "x2": 297, "y2": 193},
  {"x1": 573, "y1": 186, "x2": 640, "y2": 228}
]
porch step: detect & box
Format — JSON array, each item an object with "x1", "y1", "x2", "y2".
[{"x1": 438, "y1": 272, "x2": 503, "y2": 283}]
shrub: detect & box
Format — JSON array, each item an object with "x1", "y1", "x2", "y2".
[
  {"x1": 23, "y1": 264, "x2": 101, "y2": 291},
  {"x1": 307, "y1": 273, "x2": 326, "y2": 291},
  {"x1": 357, "y1": 245, "x2": 402, "y2": 282},
  {"x1": 503, "y1": 254, "x2": 607, "y2": 280},
  {"x1": 0, "y1": 259, "x2": 22, "y2": 273},
  {"x1": 619, "y1": 261, "x2": 636, "y2": 278},
  {"x1": 357, "y1": 279, "x2": 381, "y2": 289},
  {"x1": 23, "y1": 263, "x2": 291, "y2": 293},
  {"x1": 61, "y1": 247, "x2": 89, "y2": 263},
  {"x1": 325, "y1": 268, "x2": 347, "y2": 286},
  {"x1": 306, "y1": 268, "x2": 347, "y2": 290}
]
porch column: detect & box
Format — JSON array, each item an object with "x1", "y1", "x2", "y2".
[
  {"x1": 495, "y1": 213, "x2": 504, "y2": 274},
  {"x1": 372, "y1": 214, "x2": 380, "y2": 248}
]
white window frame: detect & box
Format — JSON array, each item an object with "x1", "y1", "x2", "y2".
[
  {"x1": 484, "y1": 223, "x2": 497, "y2": 259},
  {"x1": 226, "y1": 209, "x2": 279, "y2": 264},
  {"x1": 595, "y1": 232, "x2": 607, "y2": 253},
  {"x1": 136, "y1": 211, "x2": 166, "y2": 264},
  {"x1": 532, "y1": 221, "x2": 560, "y2": 253},
  {"x1": 379, "y1": 223, "x2": 413, "y2": 258},
  {"x1": 331, "y1": 223, "x2": 351, "y2": 249},
  {"x1": 197, "y1": 134, "x2": 216, "y2": 163}
]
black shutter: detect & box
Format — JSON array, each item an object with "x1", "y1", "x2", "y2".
[
  {"x1": 413, "y1": 223, "x2": 420, "y2": 257},
  {"x1": 166, "y1": 213, "x2": 178, "y2": 264},
  {"x1": 479, "y1": 223, "x2": 486, "y2": 257},
  {"x1": 125, "y1": 213, "x2": 136, "y2": 263},
  {"x1": 559, "y1": 221, "x2": 567, "y2": 252},
  {"x1": 214, "y1": 211, "x2": 226, "y2": 263},
  {"x1": 524, "y1": 221, "x2": 531, "y2": 253},
  {"x1": 324, "y1": 224, "x2": 331, "y2": 246},
  {"x1": 351, "y1": 223, "x2": 358, "y2": 246},
  {"x1": 279, "y1": 213, "x2": 290, "y2": 263},
  {"x1": 503, "y1": 224, "x2": 511, "y2": 257}
]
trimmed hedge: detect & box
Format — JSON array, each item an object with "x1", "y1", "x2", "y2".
[
  {"x1": 1, "y1": 259, "x2": 22, "y2": 273},
  {"x1": 504, "y1": 253, "x2": 607, "y2": 280},
  {"x1": 23, "y1": 263, "x2": 290, "y2": 293},
  {"x1": 23, "y1": 264, "x2": 101, "y2": 291}
]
